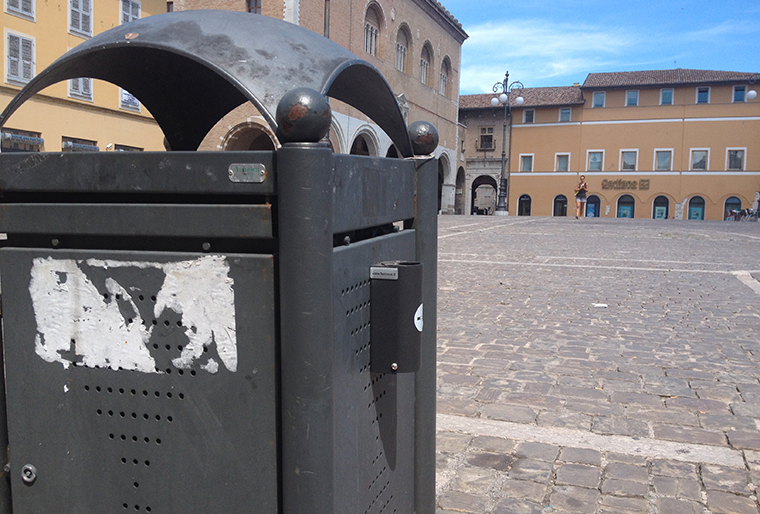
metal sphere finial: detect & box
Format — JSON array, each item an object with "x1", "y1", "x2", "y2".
[
  {"x1": 276, "y1": 87, "x2": 332, "y2": 143},
  {"x1": 408, "y1": 121, "x2": 439, "y2": 156}
]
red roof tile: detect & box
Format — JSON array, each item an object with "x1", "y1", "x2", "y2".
[
  {"x1": 460, "y1": 86, "x2": 584, "y2": 109},
  {"x1": 582, "y1": 69, "x2": 759, "y2": 89}
]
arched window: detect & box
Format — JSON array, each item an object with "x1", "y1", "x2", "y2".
[
  {"x1": 553, "y1": 195, "x2": 568, "y2": 217},
  {"x1": 364, "y1": 5, "x2": 380, "y2": 57},
  {"x1": 688, "y1": 196, "x2": 705, "y2": 220},
  {"x1": 518, "y1": 194, "x2": 531, "y2": 216},
  {"x1": 395, "y1": 27, "x2": 409, "y2": 73},
  {"x1": 420, "y1": 44, "x2": 432, "y2": 86},
  {"x1": 653, "y1": 195, "x2": 669, "y2": 219},
  {"x1": 724, "y1": 196, "x2": 742, "y2": 219},
  {"x1": 617, "y1": 195, "x2": 635, "y2": 218},
  {"x1": 586, "y1": 195, "x2": 600, "y2": 217},
  {"x1": 439, "y1": 57, "x2": 450, "y2": 97},
  {"x1": 350, "y1": 132, "x2": 377, "y2": 156}
]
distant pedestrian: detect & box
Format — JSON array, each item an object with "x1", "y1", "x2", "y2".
[{"x1": 574, "y1": 175, "x2": 588, "y2": 219}]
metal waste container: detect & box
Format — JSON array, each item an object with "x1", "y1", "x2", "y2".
[{"x1": 0, "y1": 10, "x2": 438, "y2": 514}]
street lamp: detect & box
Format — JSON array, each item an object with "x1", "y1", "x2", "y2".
[
  {"x1": 748, "y1": 74, "x2": 758, "y2": 100},
  {"x1": 491, "y1": 72, "x2": 524, "y2": 215}
]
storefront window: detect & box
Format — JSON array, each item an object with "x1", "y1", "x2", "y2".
[
  {"x1": 617, "y1": 195, "x2": 635, "y2": 218},
  {"x1": 724, "y1": 196, "x2": 742, "y2": 219},
  {"x1": 518, "y1": 195, "x2": 531, "y2": 216},
  {"x1": 553, "y1": 195, "x2": 567, "y2": 217},
  {"x1": 653, "y1": 196, "x2": 669, "y2": 219},
  {"x1": 688, "y1": 196, "x2": 705, "y2": 220},
  {"x1": 585, "y1": 195, "x2": 600, "y2": 217}
]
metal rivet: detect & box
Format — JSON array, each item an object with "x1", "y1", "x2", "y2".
[
  {"x1": 21, "y1": 464, "x2": 36, "y2": 484},
  {"x1": 391, "y1": 363, "x2": 398, "y2": 371},
  {"x1": 51, "y1": 238, "x2": 60, "y2": 247},
  {"x1": 202, "y1": 242, "x2": 211, "y2": 251}
]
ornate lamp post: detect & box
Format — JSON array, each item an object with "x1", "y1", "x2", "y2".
[
  {"x1": 491, "y1": 72, "x2": 524, "y2": 215},
  {"x1": 748, "y1": 74, "x2": 758, "y2": 100}
]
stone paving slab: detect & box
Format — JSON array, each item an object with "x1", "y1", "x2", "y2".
[{"x1": 434, "y1": 217, "x2": 760, "y2": 513}]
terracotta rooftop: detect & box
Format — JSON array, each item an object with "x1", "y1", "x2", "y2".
[
  {"x1": 582, "y1": 69, "x2": 759, "y2": 89},
  {"x1": 459, "y1": 86, "x2": 585, "y2": 109}
]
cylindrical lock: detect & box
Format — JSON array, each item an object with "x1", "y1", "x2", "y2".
[{"x1": 370, "y1": 261, "x2": 423, "y2": 373}]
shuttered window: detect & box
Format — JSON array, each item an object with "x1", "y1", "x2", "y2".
[
  {"x1": 7, "y1": 33, "x2": 34, "y2": 84},
  {"x1": 121, "y1": 0, "x2": 140, "y2": 24},
  {"x1": 7, "y1": 0, "x2": 34, "y2": 20},
  {"x1": 69, "y1": 77, "x2": 92, "y2": 100},
  {"x1": 70, "y1": 0, "x2": 92, "y2": 37}
]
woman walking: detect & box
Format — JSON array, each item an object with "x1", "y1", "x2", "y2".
[{"x1": 575, "y1": 175, "x2": 588, "y2": 219}]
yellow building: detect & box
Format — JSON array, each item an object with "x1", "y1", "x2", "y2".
[
  {"x1": 1, "y1": 0, "x2": 167, "y2": 153},
  {"x1": 460, "y1": 69, "x2": 760, "y2": 220}
]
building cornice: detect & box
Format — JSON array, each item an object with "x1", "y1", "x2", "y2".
[{"x1": 411, "y1": 0, "x2": 468, "y2": 44}]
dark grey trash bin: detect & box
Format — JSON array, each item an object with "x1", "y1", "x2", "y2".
[{"x1": 0, "y1": 11, "x2": 438, "y2": 514}]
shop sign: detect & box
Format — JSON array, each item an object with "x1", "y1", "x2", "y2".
[{"x1": 601, "y1": 179, "x2": 650, "y2": 191}]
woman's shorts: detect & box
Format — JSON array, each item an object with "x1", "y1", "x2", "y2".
[{"x1": 577, "y1": 196, "x2": 587, "y2": 203}]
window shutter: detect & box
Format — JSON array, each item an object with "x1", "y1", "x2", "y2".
[
  {"x1": 7, "y1": 0, "x2": 20, "y2": 10},
  {"x1": 70, "y1": 78, "x2": 80, "y2": 94},
  {"x1": 121, "y1": 0, "x2": 130, "y2": 23},
  {"x1": 21, "y1": 38, "x2": 33, "y2": 80},
  {"x1": 131, "y1": 0, "x2": 140, "y2": 20},
  {"x1": 82, "y1": 78, "x2": 91, "y2": 96},
  {"x1": 8, "y1": 34, "x2": 20, "y2": 79},
  {"x1": 81, "y1": 0, "x2": 91, "y2": 33},
  {"x1": 20, "y1": 0, "x2": 32, "y2": 14}
]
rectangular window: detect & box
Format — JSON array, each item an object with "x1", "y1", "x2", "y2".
[
  {"x1": 523, "y1": 110, "x2": 534, "y2": 124},
  {"x1": 1, "y1": 127, "x2": 43, "y2": 152},
  {"x1": 62, "y1": 136, "x2": 98, "y2": 152},
  {"x1": 734, "y1": 86, "x2": 746, "y2": 103},
  {"x1": 696, "y1": 87, "x2": 710, "y2": 104},
  {"x1": 690, "y1": 149, "x2": 708, "y2": 170},
  {"x1": 121, "y1": 0, "x2": 140, "y2": 23},
  {"x1": 587, "y1": 151, "x2": 603, "y2": 171},
  {"x1": 478, "y1": 127, "x2": 493, "y2": 150},
  {"x1": 6, "y1": 0, "x2": 34, "y2": 20},
  {"x1": 620, "y1": 150, "x2": 637, "y2": 171},
  {"x1": 727, "y1": 149, "x2": 745, "y2": 170},
  {"x1": 69, "y1": 0, "x2": 92, "y2": 37},
  {"x1": 593, "y1": 91, "x2": 605, "y2": 108},
  {"x1": 247, "y1": 0, "x2": 260, "y2": 13},
  {"x1": 555, "y1": 153, "x2": 569, "y2": 172},
  {"x1": 69, "y1": 77, "x2": 92, "y2": 100},
  {"x1": 115, "y1": 144, "x2": 143, "y2": 151},
  {"x1": 520, "y1": 154, "x2": 533, "y2": 172},
  {"x1": 559, "y1": 108, "x2": 571, "y2": 122},
  {"x1": 166, "y1": 1, "x2": 173, "y2": 11},
  {"x1": 626, "y1": 90, "x2": 639, "y2": 107},
  {"x1": 120, "y1": 88, "x2": 140, "y2": 111},
  {"x1": 660, "y1": 88, "x2": 673, "y2": 105},
  {"x1": 6, "y1": 32, "x2": 34, "y2": 84},
  {"x1": 655, "y1": 150, "x2": 672, "y2": 171}
]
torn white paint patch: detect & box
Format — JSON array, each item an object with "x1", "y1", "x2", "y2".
[
  {"x1": 29, "y1": 255, "x2": 236, "y2": 374},
  {"x1": 30, "y1": 258, "x2": 156, "y2": 373}
]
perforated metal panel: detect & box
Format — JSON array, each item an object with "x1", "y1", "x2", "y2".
[
  {"x1": 1, "y1": 249, "x2": 277, "y2": 514},
  {"x1": 333, "y1": 230, "x2": 416, "y2": 514}
]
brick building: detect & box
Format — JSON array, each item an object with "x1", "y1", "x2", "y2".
[
  {"x1": 170, "y1": 0, "x2": 468, "y2": 213},
  {"x1": 459, "y1": 69, "x2": 760, "y2": 220}
]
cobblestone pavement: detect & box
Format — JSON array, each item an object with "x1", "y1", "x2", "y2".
[{"x1": 434, "y1": 216, "x2": 760, "y2": 514}]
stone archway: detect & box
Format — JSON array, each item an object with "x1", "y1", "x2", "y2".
[
  {"x1": 454, "y1": 167, "x2": 465, "y2": 214},
  {"x1": 471, "y1": 175, "x2": 498, "y2": 215},
  {"x1": 223, "y1": 123, "x2": 276, "y2": 151}
]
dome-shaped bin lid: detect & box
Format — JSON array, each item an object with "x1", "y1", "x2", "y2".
[{"x1": 0, "y1": 10, "x2": 413, "y2": 156}]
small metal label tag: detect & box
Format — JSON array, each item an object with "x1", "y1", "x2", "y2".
[
  {"x1": 370, "y1": 267, "x2": 398, "y2": 280},
  {"x1": 228, "y1": 163, "x2": 266, "y2": 183}
]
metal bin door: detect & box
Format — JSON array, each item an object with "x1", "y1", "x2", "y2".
[{"x1": 0, "y1": 248, "x2": 277, "y2": 514}]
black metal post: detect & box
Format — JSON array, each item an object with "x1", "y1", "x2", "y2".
[
  {"x1": 492, "y1": 72, "x2": 523, "y2": 216},
  {"x1": 413, "y1": 156, "x2": 439, "y2": 514},
  {"x1": 277, "y1": 142, "x2": 336, "y2": 514}
]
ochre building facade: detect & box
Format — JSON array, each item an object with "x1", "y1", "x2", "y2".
[
  {"x1": 459, "y1": 69, "x2": 760, "y2": 220},
  {"x1": 1, "y1": 0, "x2": 166, "y2": 152}
]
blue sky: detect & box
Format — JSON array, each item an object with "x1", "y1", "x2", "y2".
[{"x1": 440, "y1": 0, "x2": 760, "y2": 94}]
